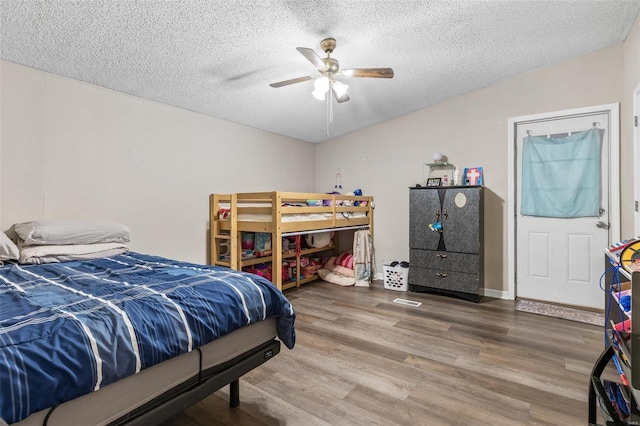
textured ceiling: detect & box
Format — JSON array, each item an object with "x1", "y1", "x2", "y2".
[{"x1": 2, "y1": 1, "x2": 640, "y2": 143}]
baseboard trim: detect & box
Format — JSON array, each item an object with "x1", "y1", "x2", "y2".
[{"x1": 483, "y1": 288, "x2": 509, "y2": 300}]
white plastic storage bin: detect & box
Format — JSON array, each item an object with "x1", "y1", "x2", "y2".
[{"x1": 382, "y1": 261, "x2": 409, "y2": 291}]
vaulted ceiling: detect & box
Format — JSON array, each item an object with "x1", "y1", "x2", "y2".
[{"x1": 2, "y1": 1, "x2": 639, "y2": 143}]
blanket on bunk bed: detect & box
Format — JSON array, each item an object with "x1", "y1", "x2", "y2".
[{"x1": 0, "y1": 252, "x2": 296, "y2": 424}]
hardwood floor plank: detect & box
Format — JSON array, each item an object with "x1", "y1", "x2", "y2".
[
  {"x1": 409, "y1": 382, "x2": 533, "y2": 426},
  {"x1": 282, "y1": 343, "x2": 415, "y2": 400},
  {"x1": 405, "y1": 353, "x2": 586, "y2": 423},
  {"x1": 257, "y1": 372, "x2": 398, "y2": 426},
  {"x1": 454, "y1": 354, "x2": 587, "y2": 401},
  {"x1": 260, "y1": 350, "x2": 357, "y2": 400}
]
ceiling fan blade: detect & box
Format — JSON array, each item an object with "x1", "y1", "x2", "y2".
[
  {"x1": 332, "y1": 86, "x2": 350, "y2": 103},
  {"x1": 340, "y1": 68, "x2": 394, "y2": 78},
  {"x1": 296, "y1": 47, "x2": 326, "y2": 70},
  {"x1": 269, "y1": 76, "x2": 313, "y2": 88}
]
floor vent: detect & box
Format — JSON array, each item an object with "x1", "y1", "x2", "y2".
[{"x1": 392, "y1": 298, "x2": 422, "y2": 307}]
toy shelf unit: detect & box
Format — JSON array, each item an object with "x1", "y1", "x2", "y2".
[
  {"x1": 588, "y1": 252, "x2": 639, "y2": 425},
  {"x1": 239, "y1": 234, "x2": 338, "y2": 290}
]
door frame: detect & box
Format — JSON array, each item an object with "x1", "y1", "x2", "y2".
[
  {"x1": 507, "y1": 103, "x2": 620, "y2": 300},
  {"x1": 634, "y1": 83, "x2": 640, "y2": 236}
]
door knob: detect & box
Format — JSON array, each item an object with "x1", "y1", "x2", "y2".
[{"x1": 596, "y1": 221, "x2": 609, "y2": 230}]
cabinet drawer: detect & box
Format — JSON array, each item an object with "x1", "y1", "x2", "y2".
[
  {"x1": 410, "y1": 249, "x2": 479, "y2": 274},
  {"x1": 408, "y1": 267, "x2": 480, "y2": 294}
]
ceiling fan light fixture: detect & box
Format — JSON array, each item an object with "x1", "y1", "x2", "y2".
[
  {"x1": 332, "y1": 80, "x2": 349, "y2": 98},
  {"x1": 312, "y1": 88, "x2": 327, "y2": 100},
  {"x1": 314, "y1": 76, "x2": 330, "y2": 91},
  {"x1": 312, "y1": 76, "x2": 330, "y2": 100}
]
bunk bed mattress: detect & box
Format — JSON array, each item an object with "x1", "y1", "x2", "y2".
[
  {"x1": 9, "y1": 318, "x2": 277, "y2": 426},
  {"x1": 233, "y1": 212, "x2": 367, "y2": 222},
  {"x1": 0, "y1": 252, "x2": 295, "y2": 425}
]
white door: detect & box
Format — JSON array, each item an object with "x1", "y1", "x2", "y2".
[{"x1": 516, "y1": 112, "x2": 610, "y2": 309}]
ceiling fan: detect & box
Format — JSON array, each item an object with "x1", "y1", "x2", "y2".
[{"x1": 269, "y1": 37, "x2": 394, "y2": 104}]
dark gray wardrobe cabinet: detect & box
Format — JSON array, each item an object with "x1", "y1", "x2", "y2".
[{"x1": 408, "y1": 186, "x2": 484, "y2": 302}]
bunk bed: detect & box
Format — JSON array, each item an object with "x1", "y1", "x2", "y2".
[{"x1": 210, "y1": 191, "x2": 374, "y2": 290}]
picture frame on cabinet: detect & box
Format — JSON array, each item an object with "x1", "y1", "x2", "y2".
[
  {"x1": 463, "y1": 167, "x2": 483, "y2": 186},
  {"x1": 426, "y1": 178, "x2": 441, "y2": 187}
]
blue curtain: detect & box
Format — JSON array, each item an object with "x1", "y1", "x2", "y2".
[{"x1": 521, "y1": 128, "x2": 601, "y2": 218}]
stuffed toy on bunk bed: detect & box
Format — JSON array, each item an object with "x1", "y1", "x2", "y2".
[{"x1": 317, "y1": 253, "x2": 355, "y2": 286}]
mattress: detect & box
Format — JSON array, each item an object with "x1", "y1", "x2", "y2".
[
  {"x1": 0, "y1": 253, "x2": 295, "y2": 424},
  {"x1": 233, "y1": 212, "x2": 367, "y2": 222},
  {"x1": 9, "y1": 318, "x2": 277, "y2": 426}
]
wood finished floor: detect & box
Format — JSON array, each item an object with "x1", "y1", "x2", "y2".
[{"x1": 160, "y1": 280, "x2": 605, "y2": 426}]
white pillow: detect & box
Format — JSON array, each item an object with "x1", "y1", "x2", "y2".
[
  {"x1": 19, "y1": 242, "x2": 128, "y2": 264},
  {"x1": 14, "y1": 220, "x2": 131, "y2": 246},
  {"x1": 0, "y1": 232, "x2": 19, "y2": 261}
]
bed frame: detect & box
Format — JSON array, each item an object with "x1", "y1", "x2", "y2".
[
  {"x1": 11, "y1": 319, "x2": 280, "y2": 426},
  {"x1": 210, "y1": 191, "x2": 374, "y2": 290}
]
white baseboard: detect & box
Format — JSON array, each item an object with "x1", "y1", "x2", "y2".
[{"x1": 483, "y1": 288, "x2": 510, "y2": 300}]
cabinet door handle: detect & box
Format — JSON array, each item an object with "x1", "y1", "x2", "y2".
[
  {"x1": 436, "y1": 254, "x2": 448, "y2": 259},
  {"x1": 436, "y1": 272, "x2": 448, "y2": 278}
]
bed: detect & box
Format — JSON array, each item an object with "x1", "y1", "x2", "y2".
[
  {"x1": 209, "y1": 191, "x2": 374, "y2": 290},
  {"x1": 0, "y1": 248, "x2": 295, "y2": 426}
]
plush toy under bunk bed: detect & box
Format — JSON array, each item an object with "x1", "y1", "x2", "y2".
[
  {"x1": 317, "y1": 229, "x2": 374, "y2": 287},
  {"x1": 318, "y1": 252, "x2": 356, "y2": 286}
]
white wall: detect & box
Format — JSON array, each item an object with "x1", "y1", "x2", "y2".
[
  {"x1": 0, "y1": 61, "x2": 316, "y2": 264},
  {"x1": 316, "y1": 42, "x2": 627, "y2": 296}
]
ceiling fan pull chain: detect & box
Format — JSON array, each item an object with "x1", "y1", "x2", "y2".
[
  {"x1": 329, "y1": 89, "x2": 334, "y2": 123},
  {"x1": 326, "y1": 89, "x2": 335, "y2": 135}
]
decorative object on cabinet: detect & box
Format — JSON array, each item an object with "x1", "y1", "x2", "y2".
[
  {"x1": 463, "y1": 166, "x2": 484, "y2": 186},
  {"x1": 426, "y1": 177, "x2": 441, "y2": 187},
  {"x1": 422, "y1": 161, "x2": 456, "y2": 187},
  {"x1": 210, "y1": 191, "x2": 374, "y2": 291},
  {"x1": 453, "y1": 167, "x2": 462, "y2": 186},
  {"x1": 408, "y1": 186, "x2": 483, "y2": 302}
]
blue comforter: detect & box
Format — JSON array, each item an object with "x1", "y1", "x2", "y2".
[{"x1": 0, "y1": 252, "x2": 295, "y2": 424}]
